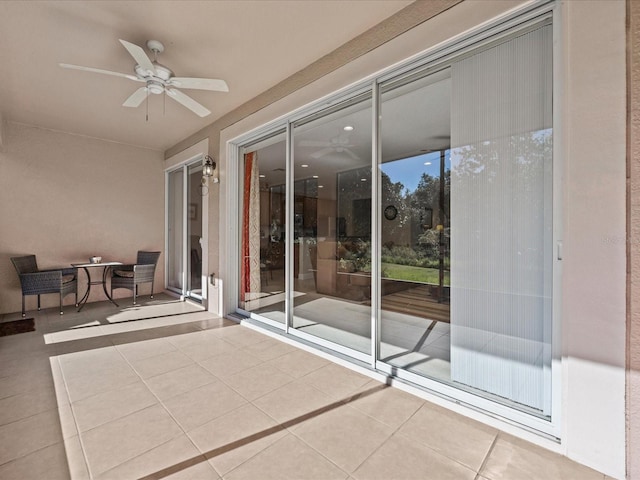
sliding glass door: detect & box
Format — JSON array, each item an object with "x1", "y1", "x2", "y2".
[
  {"x1": 291, "y1": 95, "x2": 373, "y2": 355},
  {"x1": 167, "y1": 160, "x2": 205, "y2": 302},
  {"x1": 235, "y1": 15, "x2": 554, "y2": 421}
]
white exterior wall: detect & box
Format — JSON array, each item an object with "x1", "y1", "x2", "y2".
[{"x1": 217, "y1": 1, "x2": 627, "y2": 477}]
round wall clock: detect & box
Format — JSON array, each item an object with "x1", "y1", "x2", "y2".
[{"x1": 384, "y1": 205, "x2": 398, "y2": 220}]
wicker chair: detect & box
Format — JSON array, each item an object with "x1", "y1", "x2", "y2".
[
  {"x1": 10, "y1": 255, "x2": 78, "y2": 317},
  {"x1": 110, "y1": 251, "x2": 161, "y2": 304}
]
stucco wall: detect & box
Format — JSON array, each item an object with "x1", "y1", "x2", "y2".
[
  {"x1": 560, "y1": 2, "x2": 627, "y2": 477},
  {"x1": 628, "y1": 0, "x2": 640, "y2": 478},
  {"x1": 0, "y1": 123, "x2": 165, "y2": 314}
]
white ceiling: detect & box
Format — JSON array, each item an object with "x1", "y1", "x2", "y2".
[{"x1": 0, "y1": 0, "x2": 413, "y2": 152}]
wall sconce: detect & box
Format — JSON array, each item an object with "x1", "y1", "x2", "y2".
[{"x1": 202, "y1": 155, "x2": 219, "y2": 184}]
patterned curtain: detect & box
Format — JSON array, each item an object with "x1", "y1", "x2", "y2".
[{"x1": 241, "y1": 152, "x2": 261, "y2": 302}]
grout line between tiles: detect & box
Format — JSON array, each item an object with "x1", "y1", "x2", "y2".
[{"x1": 474, "y1": 432, "x2": 499, "y2": 480}]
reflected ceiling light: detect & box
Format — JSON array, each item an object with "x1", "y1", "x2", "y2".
[
  {"x1": 312, "y1": 175, "x2": 319, "y2": 178},
  {"x1": 424, "y1": 162, "x2": 432, "y2": 166},
  {"x1": 301, "y1": 164, "x2": 309, "y2": 168},
  {"x1": 318, "y1": 185, "x2": 324, "y2": 188},
  {"x1": 360, "y1": 178, "x2": 367, "y2": 182},
  {"x1": 259, "y1": 174, "x2": 266, "y2": 178},
  {"x1": 343, "y1": 125, "x2": 354, "y2": 131}
]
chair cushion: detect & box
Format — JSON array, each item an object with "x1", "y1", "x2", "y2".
[
  {"x1": 114, "y1": 270, "x2": 135, "y2": 278},
  {"x1": 62, "y1": 274, "x2": 75, "y2": 284}
]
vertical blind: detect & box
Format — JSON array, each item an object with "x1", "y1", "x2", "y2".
[{"x1": 450, "y1": 24, "x2": 553, "y2": 413}]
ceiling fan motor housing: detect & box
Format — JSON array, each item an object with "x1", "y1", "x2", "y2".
[{"x1": 135, "y1": 63, "x2": 173, "y2": 94}]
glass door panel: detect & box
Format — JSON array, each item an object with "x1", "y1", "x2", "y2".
[
  {"x1": 379, "y1": 68, "x2": 452, "y2": 382},
  {"x1": 292, "y1": 96, "x2": 373, "y2": 354},
  {"x1": 167, "y1": 169, "x2": 184, "y2": 293},
  {"x1": 187, "y1": 163, "x2": 203, "y2": 300},
  {"x1": 238, "y1": 132, "x2": 287, "y2": 324}
]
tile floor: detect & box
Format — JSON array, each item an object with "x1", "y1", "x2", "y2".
[{"x1": 0, "y1": 294, "x2": 612, "y2": 479}]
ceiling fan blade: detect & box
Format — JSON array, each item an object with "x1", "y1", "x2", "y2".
[
  {"x1": 344, "y1": 148, "x2": 360, "y2": 160},
  {"x1": 122, "y1": 87, "x2": 148, "y2": 108},
  {"x1": 169, "y1": 77, "x2": 229, "y2": 92},
  {"x1": 166, "y1": 88, "x2": 211, "y2": 117},
  {"x1": 59, "y1": 63, "x2": 141, "y2": 81},
  {"x1": 299, "y1": 140, "x2": 331, "y2": 148},
  {"x1": 119, "y1": 39, "x2": 156, "y2": 74},
  {"x1": 310, "y1": 147, "x2": 334, "y2": 159}
]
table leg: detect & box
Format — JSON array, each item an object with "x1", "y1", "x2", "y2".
[
  {"x1": 76, "y1": 267, "x2": 92, "y2": 312},
  {"x1": 103, "y1": 266, "x2": 119, "y2": 307},
  {"x1": 76, "y1": 265, "x2": 120, "y2": 312}
]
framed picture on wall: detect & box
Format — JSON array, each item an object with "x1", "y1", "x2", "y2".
[{"x1": 189, "y1": 203, "x2": 197, "y2": 220}]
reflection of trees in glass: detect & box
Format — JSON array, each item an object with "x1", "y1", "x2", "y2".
[
  {"x1": 381, "y1": 158, "x2": 451, "y2": 272},
  {"x1": 451, "y1": 129, "x2": 552, "y2": 283}
]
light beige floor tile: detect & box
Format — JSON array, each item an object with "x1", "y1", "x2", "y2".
[
  {"x1": 129, "y1": 349, "x2": 195, "y2": 379},
  {"x1": 198, "y1": 349, "x2": 263, "y2": 378},
  {"x1": 167, "y1": 330, "x2": 214, "y2": 349},
  {"x1": 225, "y1": 433, "x2": 348, "y2": 480},
  {"x1": 162, "y1": 380, "x2": 248, "y2": 431},
  {"x1": 115, "y1": 336, "x2": 177, "y2": 362},
  {"x1": 291, "y1": 403, "x2": 394, "y2": 473},
  {"x1": 80, "y1": 404, "x2": 183, "y2": 477},
  {"x1": 58, "y1": 402, "x2": 79, "y2": 438},
  {"x1": 49, "y1": 355, "x2": 71, "y2": 406},
  {"x1": 301, "y1": 362, "x2": 372, "y2": 401},
  {"x1": 0, "y1": 408, "x2": 63, "y2": 465},
  {"x1": 266, "y1": 348, "x2": 330, "y2": 378},
  {"x1": 58, "y1": 346, "x2": 128, "y2": 379},
  {"x1": 481, "y1": 434, "x2": 605, "y2": 480},
  {"x1": 0, "y1": 367, "x2": 55, "y2": 400},
  {"x1": 188, "y1": 403, "x2": 286, "y2": 476},
  {"x1": 253, "y1": 378, "x2": 339, "y2": 426},
  {"x1": 63, "y1": 364, "x2": 140, "y2": 402},
  {"x1": 242, "y1": 338, "x2": 297, "y2": 361},
  {"x1": 345, "y1": 380, "x2": 424, "y2": 429},
  {"x1": 0, "y1": 387, "x2": 59, "y2": 426},
  {"x1": 0, "y1": 441, "x2": 70, "y2": 480},
  {"x1": 96, "y1": 434, "x2": 218, "y2": 480},
  {"x1": 210, "y1": 326, "x2": 269, "y2": 347},
  {"x1": 178, "y1": 335, "x2": 239, "y2": 362},
  {"x1": 397, "y1": 402, "x2": 497, "y2": 472},
  {"x1": 352, "y1": 433, "x2": 477, "y2": 480},
  {"x1": 145, "y1": 363, "x2": 218, "y2": 400},
  {"x1": 0, "y1": 353, "x2": 52, "y2": 379},
  {"x1": 223, "y1": 363, "x2": 295, "y2": 401},
  {"x1": 64, "y1": 435, "x2": 91, "y2": 480},
  {"x1": 72, "y1": 381, "x2": 158, "y2": 432},
  {"x1": 49, "y1": 334, "x2": 115, "y2": 355}
]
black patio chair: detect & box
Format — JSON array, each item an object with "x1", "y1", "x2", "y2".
[
  {"x1": 110, "y1": 251, "x2": 161, "y2": 304},
  {"x1": 10, "y1": 255, "x2": 78, "y2": 317}
]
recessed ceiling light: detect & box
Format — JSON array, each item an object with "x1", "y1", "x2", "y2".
[
  {"x1": 344, "y1": 125, "x2": 354, "y2": 131},
  {"x1": 301, "y1": 164, "x2": 309, "y2": 168}
]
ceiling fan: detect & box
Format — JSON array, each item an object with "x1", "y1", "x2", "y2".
[
  {"x1": 59, "y1": 39, "x2": 228, "y2": 117},
  {"x1": 300, "y1": 133, "x2": 360, "y2": 160}
]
